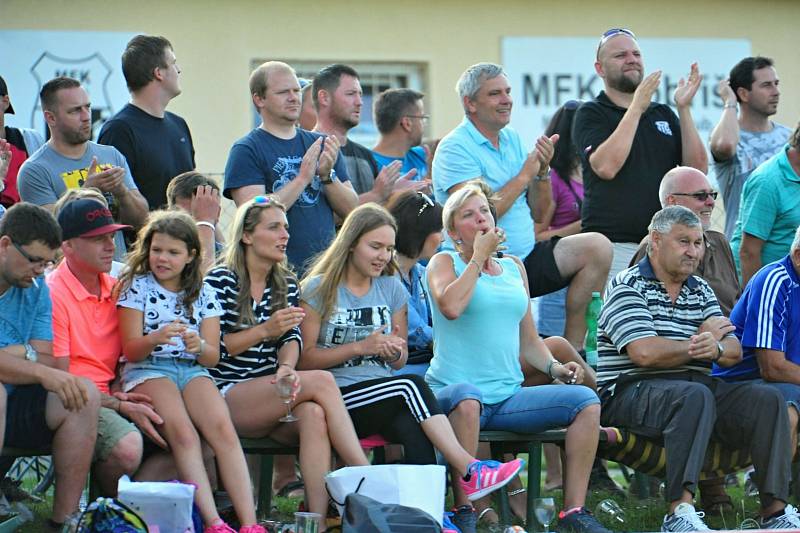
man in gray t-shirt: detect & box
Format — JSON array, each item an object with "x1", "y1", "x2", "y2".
[
  {"x1": 17, "y1": 77, "x2": 148, "y2": 259},
  {"x1": 709, "y1": 56, "x2": 790, "y2": 239}
]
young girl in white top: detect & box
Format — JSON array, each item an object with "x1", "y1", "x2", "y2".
[{"x1": 116, "y1": 211, "x2": 264, "y2": 533}]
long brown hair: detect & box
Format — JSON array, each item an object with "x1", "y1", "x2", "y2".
[
  {"x1": 301, "y1": 203, "x2": 397, "y2": 320},
  {"x1": 115, "y1": 210, "x2": 203, "y2": 316},
  {"x1": 220, "y1": 195, "x2": 295, "y2": 327}
]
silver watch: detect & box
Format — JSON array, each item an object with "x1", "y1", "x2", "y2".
[
  {"x1": 24, "y1": 343, "x2": 38, "y2": 363},
  {"x1": 714, "y1": 342, "x2": 724, "y2": 362}
]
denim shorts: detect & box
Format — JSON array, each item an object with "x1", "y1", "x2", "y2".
[
  {"x1": 433, "y1": 382, "x2": 483, "y2": 414},
  {"x1": 480, "y1": 384, "x2": 599, "y2": 434},
  {"x1": 122, "y1": 356, "x2": 210, "y2": 392},
  {"x1": 753, "y1": 379, "x2": 800, "y2": 413}
]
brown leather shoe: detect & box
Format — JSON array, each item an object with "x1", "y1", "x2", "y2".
[{"x1": 699, "y1": 477, "x2": 734, "y2": 516}]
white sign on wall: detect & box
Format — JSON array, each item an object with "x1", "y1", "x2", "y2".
[
  {"x1": 501, "y1": 37, "x2": 751, "y2": 148},
  {"x1": 1, "y1": 30, "x2": 136, "y2": 139}
]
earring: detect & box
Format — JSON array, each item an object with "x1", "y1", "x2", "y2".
[{"x1": 455, "y1": 239, "x2": 463, "y2": 245}]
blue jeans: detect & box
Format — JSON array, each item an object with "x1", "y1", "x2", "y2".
[
  {"x1": 753, "y1": 379, "x2": 800, "y2": 413},
  {"x1": 122, "y1": 356, "x2": 210, "y2": 392},
  {"x1": 480, "y1": 384, "x2": 599, "y2": 433},
  {"x1": 434, "y1": 383, "x2": 483, "y2": 414},
  {"x1": 534, "y1": 287, "x2": 567, "y2": 337}
]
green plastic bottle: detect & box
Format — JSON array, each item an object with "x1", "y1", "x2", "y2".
[{"x1": 585, "y1": 291, "x2": 602, "y2": 370}]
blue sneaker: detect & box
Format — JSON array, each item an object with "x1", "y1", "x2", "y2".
[
  {"x1": 443, "y1": 511, "x2": 462, "y2": 533},
  {"x1": 450, "y1": 505, "x2": 476, "y2": 533}
]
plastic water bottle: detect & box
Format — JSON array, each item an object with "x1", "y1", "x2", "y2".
[{"x1": 585, "y1": 291, "x2": 602, "y2": 370}]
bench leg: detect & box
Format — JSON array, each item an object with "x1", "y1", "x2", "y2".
[
  {"x1": 257, "y1": 455, "x2": 274, "y2": 521},
  {"x1": 489, "y1": 442, "x2": 512, "y2": 526},
  {"x1": 528, "y1": 442, "x2": 542, "y2": 531}
]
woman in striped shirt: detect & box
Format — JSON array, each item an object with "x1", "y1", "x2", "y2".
[{"x1": 205, "y1": 195, "x2": 369, "y2": 525}]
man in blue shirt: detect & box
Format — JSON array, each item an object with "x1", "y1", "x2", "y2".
[
  {"x1": 0, "y1": 202, "x2": 99, "y2": 529},
  {"x1": 224, "y1": 61, "x2": 358, "y2": 274},
  {"x1": 714, "y1": 225, "x2": 800, "y2": 452},
  {"x1": 433, "y1": 62, "x2": 612, "y2": 350},
  {"x1": 372, "y1": 88, "x2": 429, "y2": 181}
]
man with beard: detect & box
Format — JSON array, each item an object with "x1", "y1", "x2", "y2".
[
  {"x1": 224, "y1": 61, "x2": 357, "y2": 274},
  {"x1": 709, "y1": 57, "x2": 790, "y2": 239},
  {"x1": 99, "y1": 35, "x2": 196, "y2": 210},
  {"x1": 17, "y1": 77, "x2": 148, "y2": 261},
  {"x1": 573, "y1": 28, "x2": 707, "y2": 281},
  {"x1": 313, "y1": 64, "x2": 424, "y2": 204},
  {"x1": 372, "y1": 88, "x2": 430, "y2": 181}
]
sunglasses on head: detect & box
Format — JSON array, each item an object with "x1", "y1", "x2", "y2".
[
  {"x1": 596, "y1": 28, "x2": 636, "y2": 57},
  {"x1": 672, "y1": 191, "x2": 718, "y2": 201},
  {"x1": 417, "y1": 192, "x2": 434, "y2": 216},
  {"x1": 252, "y1": 195, "x2": 273, "y2": 205}
]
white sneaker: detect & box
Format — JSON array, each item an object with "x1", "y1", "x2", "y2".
[
  {"x1": 661, "y1": 502, "x2": 711, "y2": 532},
  {"x1": 761, "y1": 504, "x2": 800, "y2": 529}
]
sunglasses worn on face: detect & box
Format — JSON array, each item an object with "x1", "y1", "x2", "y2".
[{"x1": 672, "y1": 191, "x2": 718, "y2": 201}]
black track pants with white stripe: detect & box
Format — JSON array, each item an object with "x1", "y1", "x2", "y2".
[{"x1": 339, "y1": 374, "x2": 443, "y2": 465}]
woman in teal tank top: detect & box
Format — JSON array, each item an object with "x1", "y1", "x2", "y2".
[{"x1": 425, "y1": 182, "x2": 607, "y2": 531}]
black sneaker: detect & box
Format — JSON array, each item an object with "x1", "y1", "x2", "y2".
[
  {"x1": 0, "y1": 478, "x2": 41, "y2": 503},
  {"x1": 558, "y1": 507, "x2": 613, "y2": 533},
  {"x1": 589, "y1": 461, "x2": 626, "y2": 498},
  {"x1": 451, "y1": 505, "x2": 477, "y2": 533}
]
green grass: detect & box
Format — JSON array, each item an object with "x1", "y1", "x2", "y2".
[{"x1": 6, "y1": 466, "x2": 772, "y2": 532}]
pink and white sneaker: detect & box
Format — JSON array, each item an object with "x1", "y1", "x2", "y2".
[
  {"x1": 239, "y1": 525, "x2": 268, "y2": 533},
  {"x1": 458, "y1": 458, "x2": 524, "y2": 501},
  {"x1": 204, "y1": 519, "x2": 237, "y2": 533}
]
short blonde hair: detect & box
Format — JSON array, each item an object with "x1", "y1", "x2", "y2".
[
  {"x1": 442, "y1": 179, "x2": 498, "y2": 234},
  {"x1": 53, "y1": 187, "x2": 107, "y2": 218}
]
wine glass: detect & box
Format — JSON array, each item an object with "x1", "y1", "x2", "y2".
[
  {"x1": 595, "y1": 498, "x2": 626, "y2": 525},
  {"x1": 534, "y1": 497, "x2": 556, "y2": 532},
  {"x1": 276, "y1": 374, "x2": 298, "y2": 422}
]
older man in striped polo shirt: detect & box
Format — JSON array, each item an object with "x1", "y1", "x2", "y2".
[{"x1": 596, "y1": 205, "x2": 798, "y2": 531}]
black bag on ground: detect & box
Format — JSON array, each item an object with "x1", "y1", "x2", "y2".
[{"x1": 342, "y1": 493, "x2": 441, "y2": 532}]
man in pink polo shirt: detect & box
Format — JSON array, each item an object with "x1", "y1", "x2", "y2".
[{"x1": 47, "y1": 195, "x2": 170, "y2": 495}]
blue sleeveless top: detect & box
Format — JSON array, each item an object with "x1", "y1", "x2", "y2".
[{"x1": 425, "y1": 251, "x2": 528, "y2": 404}]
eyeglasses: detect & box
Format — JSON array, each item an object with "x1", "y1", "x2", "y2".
[
  {"x1": 11, "y1": 241, "x2": 50, "y2": 269},
  {"x1": 253, "y1": 195, "x2": 273, "y2": 205},
  {"x1": 596, "y1": 28, "x2": 636, "y2": 57},
  {"x1": 405, "y1": 114, "x2": 430, "y2": 121},
  {"x1": 418, "y1": 192, "x2": 434, "y2": 216},
  {"x1": 671, "y1": 191, "x2": 718, "y2": 201}
]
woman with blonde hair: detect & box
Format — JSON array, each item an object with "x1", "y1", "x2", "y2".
[
  {"x1": 425, "y1": 182, "x2": 609, "y2": 533},
  {"x1": 299, "y1": 202, "x2": 522, "y2": 504},
  {"x1": 205, "y1": 195, "x2": 370, "y2": 530}
]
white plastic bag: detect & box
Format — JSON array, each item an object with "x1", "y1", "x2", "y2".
[
  {"x1": 117, "y1": 475, "x2": 196, "y2": 532},
  {"x1": 325, "y1": 464, "x2": 446, "y2": 526}
]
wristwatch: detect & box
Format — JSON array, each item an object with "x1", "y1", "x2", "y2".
[
  {"x1": 24, "y1": 343, "x2": 38, "y2": 363},
  {"x1": 713, "y1": 342, "x2": 724, "y2": 362},
  {"x1": 319, "y1": 173, "x2": 334, "y2": 185}
]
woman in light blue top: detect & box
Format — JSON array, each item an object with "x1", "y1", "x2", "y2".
[{"x1": 426, "y1": 181, "x2": 606, "y2": 531}]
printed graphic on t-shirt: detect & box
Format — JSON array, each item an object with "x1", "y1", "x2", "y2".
[
  {"x1": 272, "y1": 156, "x2": 322, "y2": 207},
  {"x1": 60, "y1": 163, "x2": 119, "y2": 213},
  {"x1": 655, "y1": 121, "x2": 673, "y2": 136},
  {"x1": 325, "y1": 304, "x2": 391, "y2": 368}
]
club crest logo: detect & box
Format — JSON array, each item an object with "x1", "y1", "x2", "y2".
[
  {"x1": 30, "y1": 52, "x2": 114, "y2": 139},
  {"x1": 654, "y1": 120, "x2": 673, "y2": 136}
]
